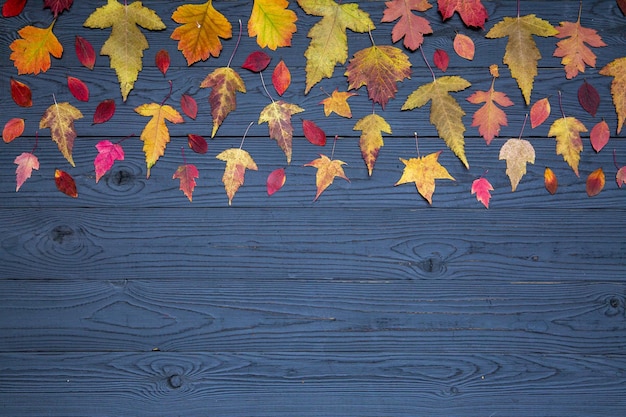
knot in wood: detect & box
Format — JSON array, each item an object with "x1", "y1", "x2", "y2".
[{"x1": 168, "y1": 374, "x2": 183, "y2": 389}]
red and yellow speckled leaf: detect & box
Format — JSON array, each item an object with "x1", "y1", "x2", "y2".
[
  {"x1": 548, "y1": 116, "x2": 586, "y2": 177},
  {"x1": 258, "y1": 100, "x2": 304, "y2": 164},
  {"x1": 216, "y1": 148, "x2": 258, "y2": 205},
  {"x1": 173, "y1": 163, "x2": 199, "y2": 202},
  {"x1": 200, "y1": 67, "x2": 246, "y2": 137},
  {"x1": 353, "y1": 113, "x2": 392, "y2": 176},
  {"x1": 599, "y1": 57, "x2": 626, "y2": 134},
  {"x1": 39, "y1": 101, "x2": 83, "y2": 167}
]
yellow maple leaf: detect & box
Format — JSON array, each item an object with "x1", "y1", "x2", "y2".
[
  {"x1": 297, "y1": 0, "x2": 374, "y2": 94},
  {"x1": 248, "y1": 0, "x2": 297, "y2": 50},
  {"x1": 84, "y1": 0, "x2": 166, "y2": 101},
  {"x1": 320, "y1": 89, "x2": 357, "y2": 118},
  {"x1": 499, "y1": 138, "x2": 535, "y2": 191},
  {"x1": 305, "y1": 154, "x2": 350, "y2": 201},
  {"x1": 135, "y1": 103, "x2": 184, "y2": 177},
  {"x1": 171, "y1": 1, "x2": 231, "y2": 66},
  {"x1": 402, "y1": 75, "x2": 471, "y2": 168},
  {"x1": 600, "y1": 56, "x2": 626, "y2": 134},
  {"x1": 548, "y1": 116, "x2": 586, "y2": 177},
  {"x1": 395, "y1": 151, "x2": 454, "y2": 205},
  {"x1": 39, "y1": 101, "x2": 83, "y2": 167},
  {"x1": 216, "y1": 148, "x2": 258, "y2": 206},
  {"x1": 486, "y1": 14, "x2": 557, "y2": 105},
  {"x1": 258, "y1": 100, "x2": 304, "y2": 164},
  {"x1": 200, "y1": 67, "x2": 246, "y2": 137},
  {"x1": 10, "y1": 21, "x2": 63, "y2": 75},
  {"x1": 353, "y1": 114, "x2": 392, "y2": 176}
]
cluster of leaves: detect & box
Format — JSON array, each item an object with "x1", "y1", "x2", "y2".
[{"x1": 3, "y1": 0, "x2": 626, "y2": 205}]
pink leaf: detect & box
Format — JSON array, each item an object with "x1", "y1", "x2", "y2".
[{"x1": 94, "y1": 140, "x2": 125, "y2": 183}]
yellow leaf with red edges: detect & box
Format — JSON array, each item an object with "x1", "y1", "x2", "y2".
[
  {"x1": 171, "y1": 1, "x2": 231, "y2": 65},
  {"x1": 499, "y1": 138, "x2": 535, "y2": 191},
  {"x1": 548, "y1": 116, "x2": 586, "y2": 177},
  {"x1": 216, "y1": 148, "x2": 258, "y2": 206},
  {"x1": 381, "y1": 0, "x2": 433, "y2": 51},
  {"x1": 600, "y1": 57, "x2": 626, "y2": 134},
  {"x1": 248, "y1": 0, "x2": 297, "y2": 50},
  {"x1": 553, "y1": 13, "x2": 606, "y2": 79},
  {"x1": 173, "y1": 163, "x2": 199, "y2": 202},
  {"x1": 258, "y1": 100, "x2": 304, "y2": 164},
  {"x1": 353, "y1": 114, "x2": 392, "y2": 176},
  {"x1": 10, "y1": 21, "x2": 63, "y2": 75},
  {"x1": 320, "y1": 89, "x2": 357, "y2": 118},
  {"x1": 345, "y1": 45, "x2": 411, "y2": 109},
  {"x1": 135, "y1": 103, "x2": 184, "y2": 177},
  {"x1": 39, "y1": 101, "x2": 83, "y2": 167},
  {"x1": 305, "y1": 154, "x2": 350, "y2": 201},
  {"x1": 395, "y1": 151, "x2": 454, "y2": 205},
  {"x1": 466, "y1": 77, "x2": 513, "y2": 144},
  {"x1": 200, "y1": 67, "x2": 246, "y2": 137}
]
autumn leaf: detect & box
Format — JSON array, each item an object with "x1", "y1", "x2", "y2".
[
  {"x1": 616, "y1": 166, "x2": 626, "y2": 188},
  {"x1": 3, "y1": 0, "x2": 26, "y2": 17},
  {"x1": 353, "y1": 114, "x2": 392, "y2": 176},
  {"x1": 590, "y1": 120, "x2": 610, "y2": 152},
  {"x1": 170, "y1": 1, "x2": 231, "y2": 65},
  {"x1": 499, "y1": 138, "x2": 535, "y2": 191},
  {"x1": 272, "y1": 60, "x2": 291, "y2": 96},
  {"x1": 3, "y1": 118, "x2": 25, "y2": 143},
  {"x1": 180, "y1": 94, "x2": 198, "y2": 120},
  {"x1": 173, "y1": 164, "x2": 199, "y2": 202},
  {"x1": 302, "y1": 119, "x2": 326, "y2": 146},
  {"x1": 216, "y1": 148, "x2": 258, "y2": 205},
  {"x1": 599, "y1": 57, "x2": 626, "y2": 134},
  {"x1": 75, "y1": 36, "x2": 95, "y2": 70},
  {"x1": 395, "y1": 151, "x2": 454, "y2": 204},
  {"x1": 84, "y1": 0, "x2": 166, "y2": 101},
  {"x1": 305, "y1": 154, "x2": 350, "y2": 201},
  {"x1": 437, "y1": 0, "x2": 488, "y2": 28},
  {"x1": 578, "y1": 79, "x2": 600, "y2": 117},
  {"x1": 200, "y1": 67, "x2": 246, "y2": 137},
  {"x1": 381, "y1": 0, "x2": 433, "y2": 51},
  {"x1": 14, "y1": 152, "x2": 39, "y2": 192},
  {"x1": 586, "y1": 167, "x2": 605, "y2": 197},
  {"x1": 10, "y1": 21, "x2": 63, "y2": 75},
  {"x1": 54, "y1": 169, "x2": 77, "y2": 198},
  {"x1": 548, "y1": 116, "x2": 586, "y2": 177},
  {"x1": 298, "y1": 0, "x2": 374, "y2": 94},
  {"x1": 155, "y1": 49, "x2": 170, "y2": 75},
  {"x1": 258, "y1": 100, "x2": 305, "y2": 164},
  {"x1": 267, "y1": 167, "x2": 286, "y2": 196},
  {"x1": 544, "y1": 167, "x2": 558, "y2": 194},
  {"x1": 39, "y1": 101, "x2": 83, "y2": 167},
  {"x1": 402, "y1": 75, "x2": 471, "y2": 168},
  {"x1": 94, "y1": 140, "x2": 124, "y2": 183},
  {"x1": 471, "y1": 177, "x2": 494, "y2": 208},
  {"x1": 486, "y1": 14, "x2": 558, "y2": 105},
  {"x1": 67, "y1": 76, "x2": 89, "y2": 102},
  {"x1": 248, "y1": 0, "x2": 297, "y2": 50},
  {"x1": 320, "y1": 89, "x2": 356, "y2": 118},
  {"x1": 10, "y1": 78, "x2": 32, "y2": 107},
  {"x1": 619, "y1": 0, "x2": 626, "y2": 15},
  {"x1": 242, "y1": 50, "x2": 271, "y2": 72},
  {"x1": 345, "y1": 44, "x2": 411, "y2": 109},
  {"x1": 135, "y1": 103, "x2": 184, "y2": 177},
  {"x1": 93, "y1": 99, "x2": 116, "y2": 124},
  {"x1": 530, "y1": 97, "x2": 550, "y2": 128},
  {"x1": 44, "y1": 0, "x2": 73, "y2": 17},
  {"x1": 453, "y1": 33, "x2": 474, "y2": 60},
  {"x1": 187, "y1": 134, "x2": 208, "y2": 154},
  {"x1": 433, "y1": 49, "x2": 449, "y2": 72},
  {"x1": 466, "y1": 74, "x2": 513, "y2": 144}
]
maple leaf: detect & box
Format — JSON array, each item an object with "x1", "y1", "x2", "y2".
[
  {"x1": 171, "y1": 1, "x2": 231, "y2": 66},
  {"x1": 297, "y1": 0, "x2": 374, "y2": 94},
  {"x1": 395, "y1": 151, "x2": 454, "y2": 205},
  {"x1": 173, "y1": 164, "x2": 199, "y2": 202},
  {"x1": 14, "y1": 152, "x2": 39, "y2": 192},
  {"x1": 94, "y1": 140, "x2": 124, "y2": 183},
  {"x1": 216, "y1": 148, "x2": 258, "y2": 205},
  {"x1": 258, "y1": 100, "x2": 304, "y2": 164},
  {"x1": 353, "y1": 114, "x2": 392, "y2": 176},
  {"x1": 499, "y1": 138, "x2": 535, "y2": 191},
  {"x1": 486, "y1": 14, "x2": 558, "y2": 105},
  {"x1": 200, "y1": 67, "x2": 246, "y2": 138},
  {"x1": 402, "y1": 75, "x2": 471, "y2": 168},
  {"x1": 548, "y1": 116, "x2": 586, "y2": 177},
  {"x1": 471, "y1": 177, "x2": 494, "y2": 208},
  {"x1": 305, "y1": 154, "x2": 350, "y2": 201},
  {"x1": 135, "y1": 103, "x2": 184, "y2": 177},
  {"x1": 320, "y1": 89, "x2": 357, "y2": 118},
  {"x1": 466, "y1": 77, "x2": 513, "y2": 144},
  {"x1": 437, "y1": 0, "x2": 488, "y2": 28},
  {"x1": 39, "y1": 101, "x2": 83, "y2": 167},
  {"x1": 345, "y1": 44, "x2": 411, "y2": 109},
  {"x1": 248, "y1": 0, "x2": 297, "y2": 50},
  {"x1": 44, "y1": 0, "x2": 72, "y2": 17},
  {"x1": 381, "y1": 0, "x2": 433, "y2": 51},
  {"x1": 84, "y1": 0, "x2": 166, "y2": 101},
  {"x1": 9, "y1": 21, "x2": 63, "y2": 75},
  {"x1": 599, "y1": 57, "x2": 626, "y2": 134}
]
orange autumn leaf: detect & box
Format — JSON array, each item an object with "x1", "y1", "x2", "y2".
[
  {"x1": 438, "y1": 0, "x2": 488, "y2": 28},
  {"x1": 471, "y1": 177, "x2": 494, "y2": 208},
  {"x1": 173, "y1": 163, "x2": 199, "y2": 202},
  {"x1": 14, "y1": 152, "x2": 39, "y2": 192},
  {"x1": 599, "y1": 57, "x2": 626, "y2": 134},
  {"x1": 272, "y1": 60, "x2": 291, "y2": 96},
  {"x1": 10, "y1": 21, "x2": 63, "y2": 75},
  {"x1": 216, "y1": 148, "x2": 258, "y2": 205},
  {"x1": 586, "y1": 167, "x2": 605, "y2": 197},
  {"x1": 395, "y1": 151, "x2": 454, "y2": 205},
  {"x1": 466, "y1": 75, "x2": 513, "y2": 144},
  {"x1": 11, "y1": 78, "x2": 33, "y2": 107},
  {"x1": 320, "y1": 89, "x2": 357, "y2": 118},
  {"x1": 248, "y1": 0, "x2": 297, "y2": 50},
  {"x1": 353, "y1": 113, "x2": 392, "y2": 176},
  {"x1": 499, "y1": 138, "x2": 535, "y2": 192},
  {"x1": 39, "y1": 101, "x2": 83, "y2": 167},
  {"x1": 258, "y1": 100, "x2": 304, "y2": 164},
  {"x1": 544, "y1": 167, "x2": 558, "y2": 194},
  {"x1": 200, "y1": 67, "x2": 246, "y2": 137},
  {"x1": 305, "y1": 154, "x2": 350, "y2": 201},
  {"x1": 381, "y1": 0, "x2": 433, "y2": 51},
  {"x1": 590, "y1": 120, "x2": 610, "y2": 153},
  {"x1": 453, "y1": 33, "x2": 474, "y2": 60},
  {"x1": 171, "y1": 1, "x2": 231, "y2": 65},
  {"x1": 548, "y1": 116, "x2": 586, "y2": 177},
  {"x1": 530, "y1": 97, "x2": 551, "y2": 128},
  {"x1": 3, "y1": 118, "x2": 25, "y2": 143}
]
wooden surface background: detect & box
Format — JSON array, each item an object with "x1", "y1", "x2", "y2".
[{"x1": 1, "y1": 0, "x2": 625, "y2": 415}]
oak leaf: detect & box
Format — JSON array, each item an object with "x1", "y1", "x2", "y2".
[
  {"x1": 590, "y1": 120, "x2": 610, "y2": 153},
  {"x1": 548, "y1": 116, "x2": 586, "y2": 177},
  {"x1": 437, "y1": 0, "x2": 487, "y2": 28},
  {"x1": 44, "y1": 0, "x2": 73, "y2": 17},
  {"x1": 10, "y1": 21, "x2": 63, "y2": 75},
  {"x1": 54, "y1": 169, "x2": 77, "y2": 198},
  {"x1": 258, "y1": 100, "x2": 305, "y2": 164},
  {"x1": 216, "y1": 148, "x2": 258, "y2": 205},
  {"x1": 486, "y1": 14, "x2": 557, "y2": 105},
  {"x1": 39, "y1": 101, "x2": 83, "y2": 167},
  {"x1": 530, "y1": 97, "x2": 550, "y2": 128},
  {"x1": 395, "y1": 151, "x2": 454, "y2": 205},
  {"x1": 173, "y1": 164, "x2": 199, "y2": 202},
  {"x1": 10, "y1": 78, "x2": 32, "y2": 107},
  {"x1": 94, "y1": 140, "x2": 124, "y2": 183},
  {"x1": 297, "y1": 0, "x2": 374, "y2": 94},
  {"x1": 586, "y1": 167, "x2": 605, "y2": 197},
  {"x1": 381, "y1": 0, "x2": 433, "y2": 51},
  {"x1": 75, "y1": 36, "x2": 96, "y2": 70},
  {"x1": 3, "y1": 118, "x2": 25, "y2": 143},
  {"x1": 467, "y1": 77, "x2": 513, "y2": 144},
  {"x1": 499, "y1": 138, "x2": 535, "y2": 191},
  {"x1": 544, "y1": 167, "x2": 558, "y2": 194},
  {"x1": 553, "y1": 12, "x2": 606, "y2": 79},
  {"x1": 305, "y1": 154, "x2": 350, "y2": 201},
  {"x1": 320, "y1": 89, "x2": 356, "y2": 118},
  {"x1": 84, "y1": 0, "x2": 166, "y2": 101},
  {"x1": 14, "y1": 152, "x2": 39, "y2": 192},
  {"x1": 471, "y1": 177, "x2": 494, "y2": 208},
  {"x1": 353, "y1": 114, "x2": 392, "y2": 176},
  {"x1": 402, "y1": 75, "x2": 471, "y2": 168},
  {"x1": 200, "y1": 67, "x2": 246, "y2": 138},
  {"x1": 248, "y1": 0, "x2": 297, "y2": 50},
  {"x1": 599, "y1": 57, "x2": 626, "y2": 134}
]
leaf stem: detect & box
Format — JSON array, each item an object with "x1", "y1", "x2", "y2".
[
  {"x1": 116, "y1": 133, "x2": 136, "y2": 145},
  {"x1": 414, "y1": 132, "x2": 420, "y2": 157},
  {"x1": 161, "y1": 80, "x2": 173, "y2": 106},
  {"x1": 517, "y1": 0, "x2": 520, "y2": 18},
  {"x1": 227, "y1": 19, "x2": 242, "y2": 68},
  {"x1": 577, "y1": 0, "x2": 583, "y2": 23},
  {"x1": 518, "y1": 114, "x2": 529, "y2": 140},
  {"x1": 558, "y1": 90, "x2": 566, "y2": 119},
  {"x1": 419, "y1": 46, "x2": 436, "y2": 82},
  {"x1": 240, "y1": 121, "x2": 254, "y2": 149},
  {"x1": 31, "y1": 131, "x2": 39, "y2": 154},
  {"x1": 181, "y1": 146, "x2": 187, "y2": 164},
  {"x1": 331, "y1": 135, "x2": 338, "y2": 159},
  {"x1": 367, "y1": 24, "x2": 375, "y2": 47},
  {"x1": 260, "y1": 72, "x2": 275, "y2": 103},
  {"x1": 613, "y1": 149, "x2": 620, "y2": 170}
]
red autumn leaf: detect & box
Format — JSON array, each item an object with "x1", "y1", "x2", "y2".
[
  {"x1": 14, "y1": 151, "x2": 39, "y2": 191},
  {"x1": 242, "y1": 50, "x2": 271, "y2": 72},
  {"x1": 438, "y1": 0, "x2": 488, "y2": 29},
  {"x1": 74, "y1": 36, "x2": 95, "y2": 70},
  {"x1": 302, "y1": 119, "x2": 326, "y2": 146},
  {"x1": 94, "y1": 140, "x2": 124, "y2": 183},
  {"x1": 471, "y1": 177, "x2": 494, "y2": 208},
  {"x1": 3, "y1": 117, "x2": 25, "y2": 143},
  {"x1": 586, "y1": 167, "x2": 605, "y2": 197},
  {"x1": 173, "y1": 163, "x2": 199, "y2": 202},
  {"x1": 530, "y1": 97, "x2": 551, "y2": 128},
  {"x1": 617, "y1": 166, "x2": 626, "y2": 187},
  {"x1": 381, "y1": 0, "x2": 433, "y2": 51},
  {"x1": 619, "y1": 0, "x2": 626, "y2": 15},
  {"x1": 272, "y1": 60, "x2": 291, "y2": 96},
  {"x1": 187, "y1": 134, "x2": 208, "y2": 154},
  {"x1": 93, "y1": 99, "x2": 116, "y2": 124},
  {"x1": 267, "y1": 167, "x2": 286, "y2": 196},
  {"x1": 453, "y1": 33, "x2": 475, "y2": 60},
  {"x1": 180, "y1": 94, "x2": 198, "y2": 120},
  {"x1": 44, "y1": 0, "x2": 72, "y2": 17},
  {"x1": 590, "y1": 120, "x2": 610, "y2": 152},
  {"x1": 433, "y1": 49, "x2": 449, "y2": 72},
  {"x1": 54, "y1": 168, "x2": 77, "y2": 198},
  {"x1": 155, "y1": 49, "x2": 170, "y2": 76},
  {"x1": 10, "y1": 78, "x2": 32, "y2": 107},
  {"x1": 67, "y1": 76, "x2": 89, "y2": 102},
  {"x1": 578, "y1": 79, "x2": 600, "y2": 117},
  {"x1": 544, "y1": 167, "x2": 558, "y2": 194},
  {"x1": 2, "y1": 0, "x2": 26, "y2": 17}
]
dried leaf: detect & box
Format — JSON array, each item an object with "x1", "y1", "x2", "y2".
[
  {"x1": 590, "y1": 120, "x2": 610, "y2": 153},
  {"x1": 437, "y1": 0, "x2": 488, "y2": 28},
  {"x1": 93, "y1": 99, "x2": 116, "y2": 124},
  {"x1": 44, "y1": 0, "x2": 72, "y2": 17},
  {"x1": 14, "y1": 152, "x2": 39, "y2": 192},
  {"x1": 395, "y1": 151, "x2": 454, "y2": 204},
  {"x1": 319, "y1": 89, "x2": 356, "y2": 118},
  {"x1": 466, "y1": 76, "x2": 513, "y2": 144},
  {"x1": 433, "y1": 49, "x2": 449, "y2": 72},
  {"x1": 381, "y1": 0, "x2": 433, "y2": 51},
  {"x1": 553, "y1": 13, "x2": 606, "y2": 79},
  {"x1": 54, "y1": 169, "x2": 77, "y2": 198},
  {"x1": 305, "y1": 154, "x2": 350, "y2": 201},
  {"x1": 578, "y1": 79, "x2": 600, "y2": 117},
  {"x1": 471, "y1": 177, "x2": 494, "y2": 208},
  {"x1": 453, "y1": 33, "x2": 474, "y2": 60},
  {"x1": 2, "y1": 0, "x2": 26, "y2": 17},
  {"x1": 267, "y1": 167, "x2": 286, "y2": 196},
  {"x1": 155, "y1": 49, "x2": 170, "y2": 75},
  {"x1": 39, "y1": 101, "x2": 83, "y2": 167},
  {"x1": 353, "y1": 113, "x2": 392, "y2": 176},
  {"x1": 200, "y1": 67, "x2": 246, "y2": 137},
  {"x1": 216, "y1": 148, "x2": 258, "y2": 205},
  {"x1": 548, "y1": 116, "x2": 586, "y2": 177},
  {"x1": 544, "y1": 167, "x2": 558, "y2": 194},
  {"x1": 10, "y1": 78, "x2": 32, "y2": 108},
  {"x1": 3, "y1": 118, "x2": 25, "y2": 143},
  {"x1": 616, "y1": 166, "x2": 626, "y2": 187},
  {"x1": 94, "y1": 140, "x2": 124, "y2": 183},
  {"x1": 248, "y1": 0, "x2": 297, "y2": 50},
  {"x1": 173, "y1": 163, "x2": 199, "y2": 202},
  {"x1": 302, "y1": 119, "x2": 326, "y2": 146},
  {"x1": 272, "y1": 60, "x2": 291, "y2": 96},
  {"x1": 180, "y1": 94, "x2": 198, "y2": 119},
  {"x1": 530, "y1": 97, "x2": 550, "y2": 128},
  {"x1": 258, "y1": 100, "x2": 305, "y2": 164},
  {"x1": 586, "y1": 167, "x2": 605, "y2": 197},
  {"x1": 10, "y1": 21, "x2": 63, "y2": 75},
  {"x1": 619, "y1": 0, "x2": 626, "y2": 15},
  {"x1": 75, "y1": 36, "x2": 95, "y2": 70},
  {"x1": 499, "y1": 138, "x2": 535, "y2": 191},
  {"x1": 242, "y1": 50, "x2": 271, "y2": 72},
  {"x1": 599, "y1": 57, "x2": 626, "y2": 133},
  {"x1": 187, "y1": 134, "x2": 208, "y2": 154},
  {"x1": 67, "y1": 76, "x2": 89, "y2": 102}
]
